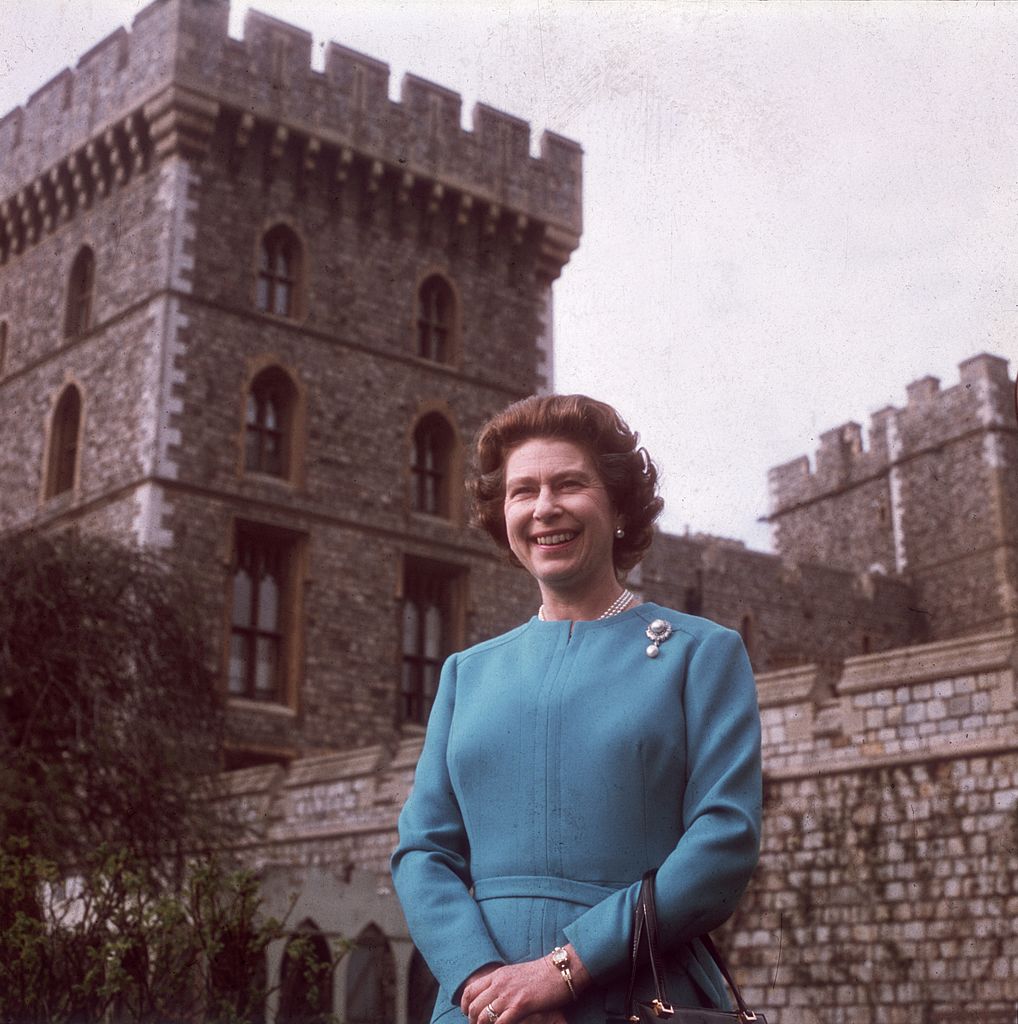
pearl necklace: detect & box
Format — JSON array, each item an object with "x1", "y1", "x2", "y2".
[{"x1": 538, "y1": 588, "x2": 635, "y2": 622}]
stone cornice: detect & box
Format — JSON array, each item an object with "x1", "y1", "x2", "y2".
[
  {"x1": 210, "y1": 97, "x2": 579, "y2": 276},
  {"x1": 0, "y1": 108, "x2": 151, "y2": 264},
  {"x1": 838, "y1": 630, "x2": 1017, "y2": 694},
  {"x1": 144, "y1": 85, "x2": 219, "y2": 161},
  {"x1": 0, "y1": 89, "x2": 580, "y2": 280},
  {"x1": 756, "y1": 664, "x2": 820, "y2": 708}
]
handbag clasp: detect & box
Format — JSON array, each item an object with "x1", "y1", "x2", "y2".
[{"x1": 650, "y1": 1000, "x2": 674, "y2": 1019}]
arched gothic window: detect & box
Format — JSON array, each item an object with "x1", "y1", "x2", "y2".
[
  {"x1": 46, "y1": 385, "x2": 82, "y2": 498},
  {"x1": 229, "y1": 527, "x2": 286, "y2": 702},
  {"x1": 245, "y1": 367, "x2": 296, "y2": 478},
  {"x1": 278, "y1": 920, "x2": 333, "y2": 1024},
  {"x1": 416, "y1": 275, "x2": 455, "y2": 363},
  {"x1": 345, "y1": 924, "x2": 396, "y2": 1024},
  {"x1": 407, "y1": 949, "x2": 439, "y2": 1024},
  {"x1": 65, "y1": 247, "x2": 95, "y2": 337},
  {"x1": 410, "y1": 413, "x2": 455, "y2": 517},
  {"x1": 257, "y1": 226, "x2": 301, "y2": 318},
  {"x1": 740, "y1": 614, "x2": 754, "y2": 660}
]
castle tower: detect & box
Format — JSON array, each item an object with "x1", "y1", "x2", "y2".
[
  {"x1": 767, "y1": 354, "x2": 1018, "y2": 640},
  {"x1": 0, "y1": 0, "x2": 582, "y2": 765}
]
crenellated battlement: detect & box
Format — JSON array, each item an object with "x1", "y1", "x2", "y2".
[
  {"x1": 768, "y1": 352, "x2": 1014, "y2": 516},
  {"x1": 0, "y1": 0, "x2": 581, "y2": 273}
]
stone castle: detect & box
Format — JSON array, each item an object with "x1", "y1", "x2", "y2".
[{"x1": 1, "y1": 2, "x2": 1015, "y2": 1022}]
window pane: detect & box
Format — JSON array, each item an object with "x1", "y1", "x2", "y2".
[
  {"x1": 256, "y1": 276, "x2": 269, "y2": 312},
  {"x1": 346, "y1": 946, "x2": 381, "y2": 1024},
  {"x1": 228, "y1": 634, "x2": 247, "y2": 694},
  {"x1": 275, "y1": 282, "x2": 291, "y2": 317},
  {"x1": 424, "y1": 604, "x2": 442, "y2": 659},
  {"x1": 279, "y1": 930, "x2": 333, "y2": 1023},
  {"x1": 402, "y1": 602, "x2": 419, "y2": 655},
  {"x1": 232, "y1": 568, "x2": 253, "y2": 626},
  {"x1": 265, "y1": 433, "x2": 283, "y2": 476},
  {"x1": 246, "y1": 393, "x2": 258, "y2": 426},
  {"x1": 257, "y1": 572, "x2": 280, "y2": 631},
  {"x1": 401, "y1": 660, "x2": 418, "y2": 698},
  {"x1": 407, "y1": 952, "x2": 438, "y2": 1024},
  {"x1": 264, "y1": 397, "x2": 278, "y2": 430},
  {"x1": 424, "y1": 288, "x2": 439, "y2": 323},
  {"x1": 424, "y1": 663, "x2": 440, "y2": 703},
  {"x1": 255, "y1": 637, "x2": 277, "y2": 696},
  {"x1": 421, "y1": 435, "x2": 435, "y2": 471},
  {"x1": 51, "y1": 388, "x2": 82, "y2": 494},
  {"x1": 244, "y1": 428, "x2": 260, "y2": 471},
  {"x1": 274, "y1": 247, "x2": 290, "y2": 278}
]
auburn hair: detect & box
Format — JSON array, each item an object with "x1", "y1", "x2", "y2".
[{"x1": 470, "y1": 394, "x2": 663, "y2": 573}]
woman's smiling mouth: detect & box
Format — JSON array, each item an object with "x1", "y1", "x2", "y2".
[{"x1": 534, "y1": 532, "x2": 578, "y2": 546}]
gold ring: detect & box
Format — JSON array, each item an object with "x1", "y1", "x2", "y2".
[{"x1": 485, "y1": 1004, "x2": 499, "y2": 1024}]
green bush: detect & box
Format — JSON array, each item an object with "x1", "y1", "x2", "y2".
[{"x1": 0, "y1": 838, "x2": 316, "y2": 1023}]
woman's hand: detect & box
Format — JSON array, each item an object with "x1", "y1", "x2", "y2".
[{"x1": 460, "y1": 945, "x2": 590, "y2": 1024}]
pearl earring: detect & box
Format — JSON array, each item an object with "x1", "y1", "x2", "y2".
[{"x1": 614, "y1": 526, "x2": 625, "y2": 539}]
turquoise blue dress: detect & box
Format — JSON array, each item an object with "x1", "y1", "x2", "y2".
[{"x1": 391, "y1": 603, "x2": 762, "y2": 1023}]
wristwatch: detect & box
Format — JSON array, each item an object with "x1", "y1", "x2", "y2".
[{"x1": 549, "y1": 946, "x2": 577, "y2": 1001}]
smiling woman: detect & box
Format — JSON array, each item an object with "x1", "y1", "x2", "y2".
[
  {"x1": 391, "y1": 395, "x2": 762, "y2": 1024},
  {"x1": 501, "y1": 437, "x2": 620, "y2": 619}
]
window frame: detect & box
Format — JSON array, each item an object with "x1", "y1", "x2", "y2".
[
  {"x1": 256, "y1": 224, "x2": 302, "y2": 320},
  {"x1": 244, "y1": 366, "x2": 297, "y2": 480},
  {"x1": 399, "y1": 557, "x2": 464, "y2": 726},
  {"x1": 344, "y1": 924, "x2": 396, "y2": 1024},
  {"x1": 415, "y1": 274, "x2": 458, "y2": 365},
  {"x1": 739, "y1": 613, "x2": 754, "y2": 661},
  {"x1": 406, "y1": 949, "x2": 439, "y2": 1024},
  {"x1": 279, "y1": 919, "x2": 334, "y2": 1024},
  {"x1": 225, "y1": 520, "x2": 305, "y2": 709},
  {"x1": 65, "y1": 246, "x2": 95, "y2": 338},
  {"x1": 409, "y1": 412, "x2": 457, "y2": 519},
  {"x1": 44, "y1": 383, "x2": 83, "y2": 500}
]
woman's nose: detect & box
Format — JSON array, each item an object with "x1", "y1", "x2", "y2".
[{"x1": 532, "y1": 486, "x2": 559, "y2": 520}]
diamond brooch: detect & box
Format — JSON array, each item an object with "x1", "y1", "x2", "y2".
[{"x1": 645, "y1": 619, "x2": 673, "y2": 658}]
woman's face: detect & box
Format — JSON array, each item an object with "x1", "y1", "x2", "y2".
[{"x1": 502, "y1": 436, "x2": 620, "y2": 597}]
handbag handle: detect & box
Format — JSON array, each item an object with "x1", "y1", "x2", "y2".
[{"x1": 623, "y1": 870, "x2": 759, "y2": 1023}]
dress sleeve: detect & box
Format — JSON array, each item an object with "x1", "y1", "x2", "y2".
[
  {"x1": 391, "y1": 652, "x2": 506, "y2": 1006},
  {"x1": 562, "y1": 627, "x2": 762, "y2": 980}
]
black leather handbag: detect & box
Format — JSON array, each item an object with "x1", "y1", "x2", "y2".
[{"x1": 609, "y1": 870, "x2": 768, "y2": 1024}]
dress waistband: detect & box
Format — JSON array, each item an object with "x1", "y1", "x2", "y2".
[{"x1": 472, "y1": 875, "x2": 624, "y2": 907}]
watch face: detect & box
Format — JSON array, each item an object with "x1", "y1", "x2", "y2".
[{"x1": 552, "y1": 949, "x2": 568, "y2": 967}]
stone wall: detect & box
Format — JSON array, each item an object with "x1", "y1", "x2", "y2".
[
  {"x1": 730, "y1": 629, "x2": 1018, "y2": 1023},
  {"x1": 223, "y1": 629, "x2": 1018, "y2": 1023},
  {"x1": 768, "y1": 354, "x2": 1018, "y2": 640},
  {"x1": 641, "y1": 531, "x2": 922, "y2": 673}
]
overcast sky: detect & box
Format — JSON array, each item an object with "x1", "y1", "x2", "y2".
[{"x1": 3, "y1": 1, "x2": 1015, "y2": 549}]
